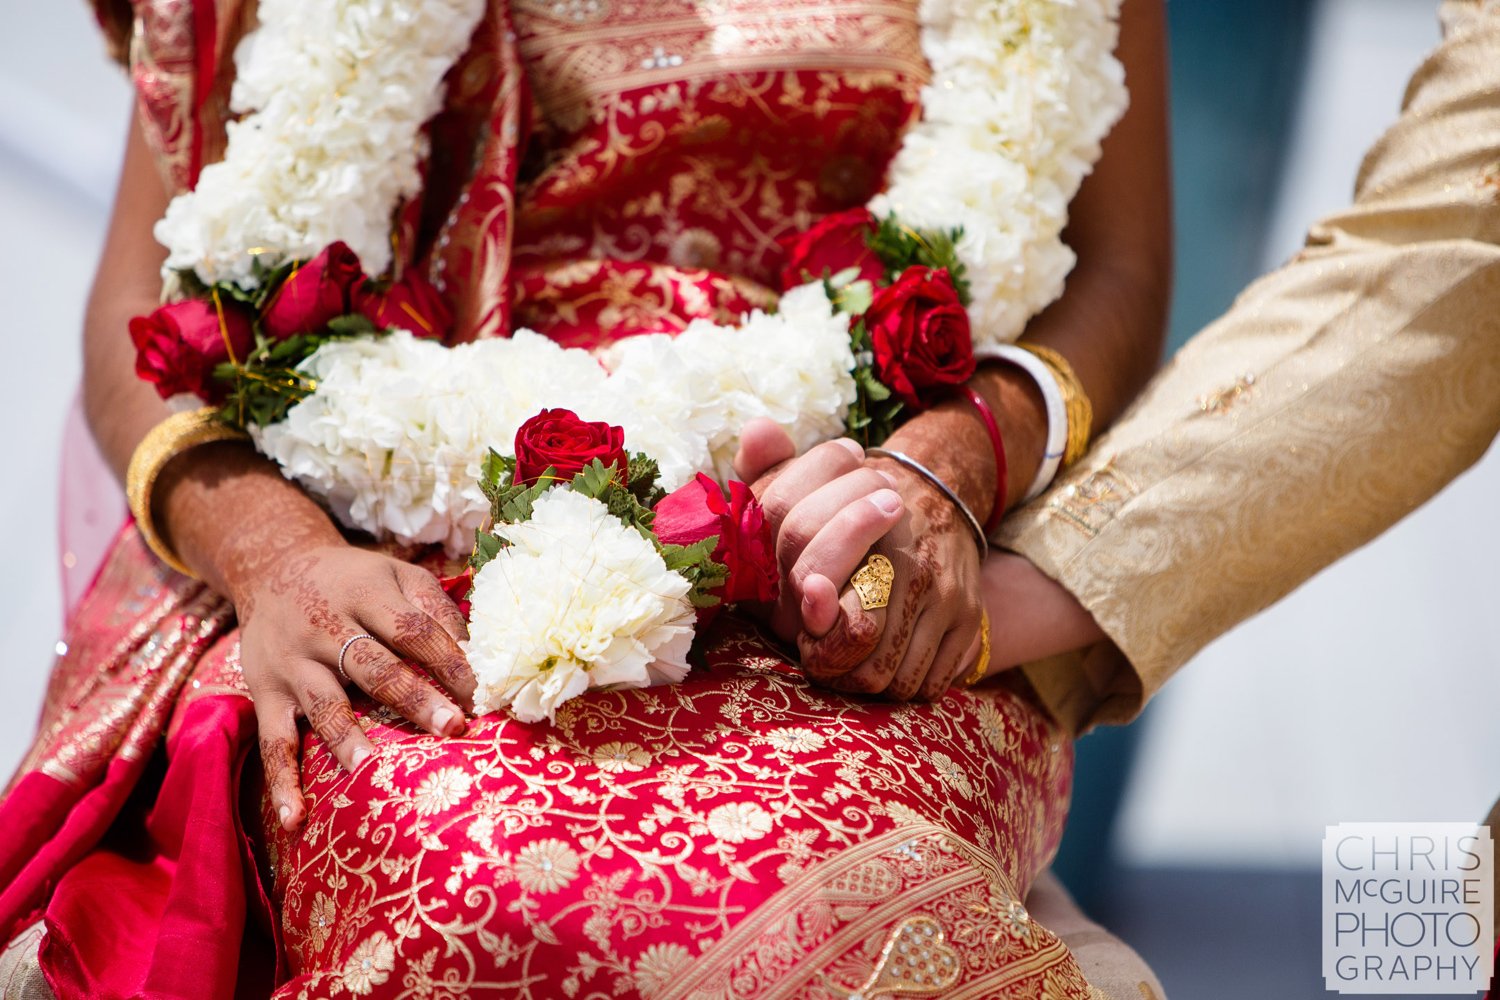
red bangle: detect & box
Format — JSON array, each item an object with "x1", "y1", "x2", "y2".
[{"x1": 961, "y1": 385, "x2": 1007, "y2": 536}]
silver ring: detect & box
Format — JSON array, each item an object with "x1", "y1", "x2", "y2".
[{"x1": 336, "y1": 633, "x2": 374, "y2": 685}]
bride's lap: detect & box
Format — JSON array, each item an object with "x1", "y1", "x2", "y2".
[{"x1": 260, "y1": 620, "x2": 1083, "y2": 999}]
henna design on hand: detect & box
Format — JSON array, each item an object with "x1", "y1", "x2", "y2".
[
  {"x1": 346, "y1": 634, "x2": 436, "y2": 722},
  {"x1": 304, "y1": 690, "x2": 363, "y2": 755},
  {"x1": 259, "y1": 736, "x2": 300, "y2": 795}
]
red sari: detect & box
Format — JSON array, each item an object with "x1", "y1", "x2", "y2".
[{"x1": 2, "y1": 1, "x2": 1092, "y2": 995}]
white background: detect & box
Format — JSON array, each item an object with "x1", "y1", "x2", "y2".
[{"x1": 0, "y1": 0, "x2": 1494, "y2": 868}]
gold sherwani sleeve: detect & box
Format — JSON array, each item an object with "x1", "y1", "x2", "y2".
[{"x1": 997, "y1": 0, "x2": 1500, "y2": 735}]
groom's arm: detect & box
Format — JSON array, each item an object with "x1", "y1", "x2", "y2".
[{"x1": 996, "y1": 0, "x2": 1500, "y2": 735}]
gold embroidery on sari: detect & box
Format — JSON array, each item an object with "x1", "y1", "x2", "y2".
[
  {"x1": 12, "y1": 532, "x2": 234, "y2": 791},
  {"x1": 265, "y1": 621, "x2": 1082, "y2": 998},
  {"x1": 512, "y1": 0, "x2": 927, "y2": 131}
]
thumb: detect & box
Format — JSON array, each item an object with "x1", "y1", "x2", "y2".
[{"x1": 734, "y1": 418, "x2": 797, "y2": 487}]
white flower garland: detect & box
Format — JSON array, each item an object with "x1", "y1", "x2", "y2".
[
  {"x1": 158, "y1": 0, "x2": 1128, "y2": 719},
  {"x1": 253, "y1": 283, "x2": 854, "y2": 555},
  {"x1": 868, "y1": 0, "x2": 1127, "y2": 345},
  {"x1": 155, "y1": 0, "x2": 486, "y2": 288}
]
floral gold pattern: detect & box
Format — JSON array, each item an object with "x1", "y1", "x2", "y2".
[{"x1": 262, "y1": 620, "x2": 1084, "y2": 998}]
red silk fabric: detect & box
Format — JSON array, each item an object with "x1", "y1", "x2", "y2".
[{"x1": 5, "y1": 1, "x2": 1097, "y2": 995}]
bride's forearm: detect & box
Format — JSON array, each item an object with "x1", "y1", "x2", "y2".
[
  {"x1": 83, "y1": 112, "x2": 347, "y2": 600},
  {"x1": 82, "y1": 113, "x2": 177, "y2": 482},
  {"x1": 154, "y1": 442, "x2": 346, "y2": 607},
  {"x1": 1024, "y1": 0, "x2": 1172, "y2": 429}
]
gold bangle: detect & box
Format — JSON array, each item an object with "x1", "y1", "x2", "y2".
[
  {"x1": 126, "y1": 407, "x2": 248, "y2": 578},
  {"x1": 1019, "y1": 343, "x2": 1093, "y2": 467},
  {"x1": 961, "y1": 612, "x2": 993, "y2": 688}
]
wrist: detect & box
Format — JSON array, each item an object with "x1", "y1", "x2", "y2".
[
  {"x1": 977, "y1": 365, "x2": 1048, "y2": 511},
  {"x1": 155, "y1": 440, "x2": 345, "y2": 601}
]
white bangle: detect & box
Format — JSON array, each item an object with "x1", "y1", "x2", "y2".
[{"x1": 975, "y1": 344, "x2": 1067, "y2": 503}]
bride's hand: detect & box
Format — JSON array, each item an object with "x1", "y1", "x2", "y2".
[
  {"x1": 797, "y1": 455, "x2": 985, "y2": 699},
  {"x1": 234, "y1": 543, "x2": 476, "y2": 831},
  {"x1": 155, "y1": 442, "x2": 476, "y2": 832},
  {"x1": 734, "y1": 422, "x2": 907, "y2": 642},
  {"x1": 736, "y1": 419, "x2": 985, "y2": 699}
]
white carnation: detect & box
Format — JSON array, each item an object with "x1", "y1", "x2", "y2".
[
  {"x1": 610, "y1": 282, "x2": 855, "y2": 482},
  {"x1": 156, "y1": 0, "x2": 486, "y2": 287},
  {"x1": 462, "y1": 489, "x2": 696, "y2": 722},
  {"x1": 252, "y1": 330, "x2": 611, "y2": 555},
  {"x1": 255, "y1": 285, "x2": 857, "y2": 551},
  {"x1": 871, "y1": 0, "x2": 1127, "y2": 345}
]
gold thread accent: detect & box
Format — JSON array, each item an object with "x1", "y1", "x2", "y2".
[
  {"x1": 850, "y1": 553, "x2": 895, "y2": 610},
  {"x1": 126, "y1": 408, "x2": 249, "y2": 578},
  {"x1": 961, "y1": 613, "x2": 991, "y2": 687},
  {"x1": 1019, "y1": 343, "x2": 1093, "y2": 467}
]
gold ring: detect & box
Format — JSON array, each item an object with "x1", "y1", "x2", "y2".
[
  {"x1": 961, "y1": 613, "x2": 992, "y2": 687},
  {"x1": 850, "y1": 553, "x2": 895, "y2": 611}
]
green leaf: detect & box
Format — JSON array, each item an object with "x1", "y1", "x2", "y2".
[
  {"x1": 658, "y1": 535, "x2": 729, "y2": 606},
  {"x1": 495, "y1": 478, "x2": 549, "y2": 525},
  {"x1": 327, "y1": 313, "x2": 378, "y2": 338},
  {"x1": 469, "y1": 529, "x2": 504, "y2": 572},
  {"x1": 625, "y1": 454, "x2": 664, "y2": 506},
  {"x1": 480, "y1": 450, "x2": 513, "y2": 491},
  {"x1": 569, "y1": 459, "x2": 617, "y2": 501},
  {"x1": 832, "y1": 279, "x2": 874, "y2": 316}
]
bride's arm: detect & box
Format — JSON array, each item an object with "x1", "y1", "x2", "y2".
[
  {"x1": 762, "y1": 0, "x2": 1169, "y2": 696},
  {"x1": 83, "y1": 115, "x2": 475, "y2": 830}
]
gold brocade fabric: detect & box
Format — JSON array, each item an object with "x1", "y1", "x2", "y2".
[
  {"x1": 999, "y1": 0, "x2": 1500, "y2": 735},
  {"x1": 39, "y1": 0, "x2": 1111, "y2": 995}
]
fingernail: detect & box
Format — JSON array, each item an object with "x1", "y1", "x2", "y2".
[
  {"x1": 876, "y1": 470, "x2": 899, "y2": 489},
  {"x1": 869, "y1": 489, "x2": 902, "y2": 515},
  {"x1": 351, "y1": 747, "x2": 371, "y2": 771},
  {"x1": 834, "y1": 438, "x2": 864, "y2": 458},
  {"x1": 432, "y1": 707, "x2": 458, "y2": 736},
  {"x1": 278, "y1": 804, "x2": 291, "y2": 825}
]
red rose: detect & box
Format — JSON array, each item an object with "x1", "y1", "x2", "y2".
[
  {"x1": 513, "y1": 409, "x2": 629, "y2": 486},
  {"x1": 866, "y1": 266, "x2": 976, "y2": 410},
  {"x1": 355, "y1": 271, "x2": 453, "y2": 339},
  {"x1": 128, "y1": 298, "x2": 255, "y2": 403},
  {"x1": 439, "y1": 568, "x2": 474, "y2": 620},
  {"x1": 779, "y1": 207, "x2": 883, "y2": 291},
  {"x1": 654, "y1": 473, "x2": 779, "y2": 609},
  {"x1": 260, "y1": 241, "x2": 364, "y2": 340}
]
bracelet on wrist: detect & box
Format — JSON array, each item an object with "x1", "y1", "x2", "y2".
[
  {"x1": 865, "y1": 447, "x2": 988, "y2": 560},
  {"x1": 126, "y1": 408, "x2": 249, "y2": 578},
  {"x1": 959, "y1": 385, "x2": 1007, "y2": 536},
  {"x1": 974, "y1": 343, "x2": 1094, "y2": 502},
  {"x1": 974, "y1": 344, "x2": 1066, "y2": 502},
  {"x1": 1019, "y1": 343, "x2": 1093, "y2": 467}
]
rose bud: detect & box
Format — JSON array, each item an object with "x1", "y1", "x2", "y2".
[
  {"x1": 260, "y1": 241, "x2": 365, "y2": 340},
  {"x1": 355, "y1": 270, "x2": 453, "y2": 339},
  {"x1": 513, "y1": 409, "x2": 629, "y2": 487},
  {"x1": 778, "y1": 207, "x2": 883, "y2": 291},
  {"x1": 129, "y1": 298, "x2": 255, "y2": 403},
  {"x1": 866, "y1": 266, "x2": 976, "y2": 411},
  {"x1": 654, "y1": 473, "x2": 779, "y2": 610}
]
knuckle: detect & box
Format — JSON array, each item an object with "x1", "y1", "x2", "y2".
[
  {"x1": 775, "y1": 520, "x2": 815, "y2": 570},
  {"x1": 813, "y1": 439, "x2": 859, "y2": 468}
]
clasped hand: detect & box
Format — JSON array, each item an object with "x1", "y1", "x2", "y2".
[{"x1": 734, "y1": 420, "x2": 986, "y2": 700}]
